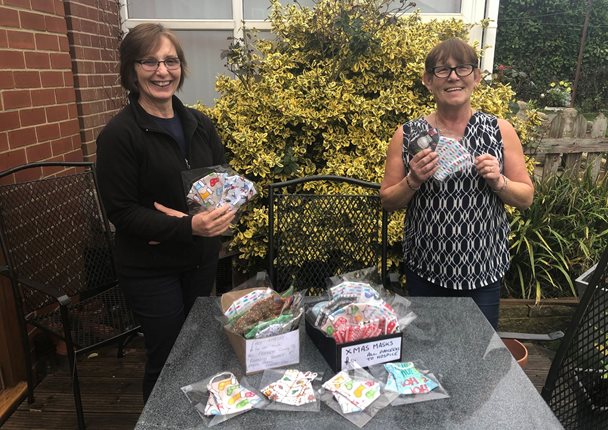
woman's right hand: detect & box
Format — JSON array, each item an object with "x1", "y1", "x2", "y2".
[
  {"x1": 191, "y1": 204, "x2": 236, "y2": 237},
  {"x1": 408, "y1": 148, "x2": 438, "y2": 187}
]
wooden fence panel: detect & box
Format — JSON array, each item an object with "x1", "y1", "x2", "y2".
[{"x1": 524, "y1": 110, "x2": 608, "y2": 182}]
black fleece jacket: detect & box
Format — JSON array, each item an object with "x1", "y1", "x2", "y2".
[{"x1": 96, "y1": 94, "x2": 225, "y2": 276}]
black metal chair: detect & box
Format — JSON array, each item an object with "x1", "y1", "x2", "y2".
[
  {"x1": 541, "y1": 245, "x2": 608, "y2": 429},
  {"x1": 0, "y1": 162, "x2": 140, "y2": 429},
  {"x1": 267, "y1": 175, "x2": 398, "y2": 295}
]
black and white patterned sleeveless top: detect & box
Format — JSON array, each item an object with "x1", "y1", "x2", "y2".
[{"x1": 402, "y1": 111, "x2": 510, "y2": 290}]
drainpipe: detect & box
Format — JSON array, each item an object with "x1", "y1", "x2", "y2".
[{"x1": 480, "y1": 0, "x2": 500, "y2": 76}]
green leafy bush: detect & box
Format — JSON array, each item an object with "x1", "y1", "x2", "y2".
[
  {"x1": 195, "y1": 0, "x2": 537, "y2": 273},
  {"x1": 506, "y1": 172, "x2": 608, "y2": 302}
]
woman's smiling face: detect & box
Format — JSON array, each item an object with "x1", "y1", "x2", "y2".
[
  {"x1": 423, "y1": 56, "x2": 481, "y2": 108},
  {"x1": 135, "y1": 35, "x2": 181, "y2": 109}
]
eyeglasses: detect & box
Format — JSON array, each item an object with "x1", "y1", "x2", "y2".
[
  {"x1": 136, "y1": 57, "x2": 181, "y2": 71},
  {"x1": 430, "y1": 64, "x2": 476, "y2": 78}
]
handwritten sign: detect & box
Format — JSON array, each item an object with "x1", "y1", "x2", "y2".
[
  {"x1": 339, "y1": 336, "x2": 402, "y2": 369},
  {"x1": 245, "y1": 329, "x2": 300, "y2": 373}
]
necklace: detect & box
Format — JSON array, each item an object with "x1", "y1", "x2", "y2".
[{"x1": 433, "y1": 109, "x2": 474, "y2": 140}]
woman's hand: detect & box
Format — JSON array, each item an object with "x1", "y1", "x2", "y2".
[
  {"x1": 475, "y1": 154, "x2": 503, "y2": 190},
  {"x1": 153, "y1": 202, "x2": 188, "y2": 218},
  {"x1": 475, "y1": 119, "x2": 534, "y2": 209},
  {"x1": 381, "y1": 126, "x2": 438, "y2": 211},
  {"x1": 148, "y1": 202, "x2": 189, "y2": 244},
  {"x1": 191, "y1": 204, "x2": 236, "y2": 237},
  {"x1": 408, "y1": 148, "x2": 439, "y2": 188},
  {"x1": 151, "y1": 202, "x2": 236, "y2": 242}
]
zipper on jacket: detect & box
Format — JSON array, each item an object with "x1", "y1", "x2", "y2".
[{"x1": 143, "y1": 126, "x2": 191, "y2": 170}]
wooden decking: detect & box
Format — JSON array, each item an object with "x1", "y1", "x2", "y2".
[
  {"x1": 1, "y1": 335, "x2": 556, "y2": 430},
  {"x1": 2, "y1": 336, "x2": 145, "y2": 430}
]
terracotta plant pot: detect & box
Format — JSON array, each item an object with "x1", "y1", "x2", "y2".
[{"x1": 503, "y1": 338, "x2": 529, "y2": 368}]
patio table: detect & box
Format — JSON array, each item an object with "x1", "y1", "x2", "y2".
[{"x1": 136, "y1": 296, "x2": 563, "y2": 429}]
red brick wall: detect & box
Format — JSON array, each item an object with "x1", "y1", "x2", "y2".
[
  {"x1": 64, "y1": 0, "x2": 125, "y2": 160},
  {"x1": 0, "y1": 0, "x2": 124, "y2": 388},
  {"x1": 0, "y1": 0, "x2": 83, "y2": 178},
  {"x1": 0, "y1": 0, "x2": 124, "y2": 181}
]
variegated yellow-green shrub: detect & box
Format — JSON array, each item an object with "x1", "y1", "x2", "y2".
[{"x1": 194, "y1": 0, "x2": 539, "y2": 272}]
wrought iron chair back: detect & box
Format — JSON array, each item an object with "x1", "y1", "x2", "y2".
[
  {"x1": 0, "y1": 162, "x2": 140, "y2": 429},
  {"x1": 268, "y1": 175, "x2": 389, "y2": 295},
  {"x1": 542, "y1": 245, "x2": 608, "y2": 429}
]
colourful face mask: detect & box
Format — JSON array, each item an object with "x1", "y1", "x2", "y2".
[
  {"x1": 262, "y1": 369, "x2": 318, "y2": 406},
  {"x1": 223, "y1": 289, "x2": 273, "y2": 319},
  {"x1": 384, "y1": 362, "x2": 438, "y2": 395},
  {"x1": 204, "y1": 372, "x2": 262, "y2": 416},
  {"x1": 433, "y1": 135, "x2": 474, "y2": 181},
  {"x1": 187, "y1": 172, "x2": 257, "y2": 211},
  {"x1": 322, "y1": 371, "x2": 381, "y2": 413}
]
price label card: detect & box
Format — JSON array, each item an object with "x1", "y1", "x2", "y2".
[
  {"x1": 245, "y1": 329, "x2": 300, "y2": 373},
  {"x1": 339, "y1": 336, "x2": 402, "y2": 369}
]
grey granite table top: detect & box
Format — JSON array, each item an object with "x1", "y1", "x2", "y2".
[{"x1": 136, "y1": 296, "x2": 563, "y2": 429}]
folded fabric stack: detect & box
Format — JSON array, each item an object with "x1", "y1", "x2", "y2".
[
  {"x1": 310, "y1": 281, "x2": 400, "y2": 344},
  {"x1": 225, "y1": 288, "x2": 303, "y2": 339},
  {"x1": 188, "y1": 171, "x2": 256, "y2": 211}
]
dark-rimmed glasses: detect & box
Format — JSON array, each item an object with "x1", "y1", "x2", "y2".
[
  {"x1": 136, "y1": 57, "x2": 181, "y2": 71},
  {"x1": 430, "y1": 64, "x2": 476, "y2": 78}
]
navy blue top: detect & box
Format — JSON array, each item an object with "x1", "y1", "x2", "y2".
[{"x1": 152, "y1": 115, "x2": 188, "y2": 159}]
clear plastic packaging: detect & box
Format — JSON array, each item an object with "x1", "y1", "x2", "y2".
[
  {"x1": 181, "y1": 164, "x2": 257, "y2": 215},
  {"x1": 407, "y1": 125, "x2": 473, "y2": 182},
  {"x1": 368, "y1": 359, "x2": 450, "y2": 406},
  {"x1": 306, "y1": 270, "x2": 416, "y2": 345},
  {"x1": 181, "y1": 371, "x2": 266, "y2": 427},
  {"x1": 217, "y1": 273, "x2": 304, "y2": 340},
  {"x1": 258, "y1": 368, "x2": 324, "y2": 412},
  {"x1": 318, "y1": 362, "x2": 398, "y2": 428}
]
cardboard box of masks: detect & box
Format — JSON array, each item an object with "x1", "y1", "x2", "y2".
[
  {"x1": 220, "y1": 287, "x2": 300, "y2": 374},
  {"x1": 305, "y1": 305, "x2": 403, "y2": 373}
]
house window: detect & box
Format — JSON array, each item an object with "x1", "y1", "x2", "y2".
[
  {"x1": 126, "y1": 1, "x2": 232, "y2": 19},
  {"x1": 121, "y1": 0, "x2": 489, "y2": 106},
  {"x1": 396, "y1": 1, "x2": 461, "y2": 13}
]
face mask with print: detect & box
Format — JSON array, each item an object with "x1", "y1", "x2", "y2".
[
  {"x1": 204, "y1": 372, "x2": 262, "y2": 416},
  {"x1": 432, "y1": 135, "x2": 473, "y2": 181}
]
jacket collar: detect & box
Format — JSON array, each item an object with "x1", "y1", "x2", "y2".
[{"x1": 127, "y1": 92, "x2": 198, "y2": 139}]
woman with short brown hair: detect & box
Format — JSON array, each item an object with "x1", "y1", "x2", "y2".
[{"x1": 380, "y1": 38, "x2": 533, "y2": 329}]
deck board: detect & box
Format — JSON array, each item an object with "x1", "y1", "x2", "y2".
[{"x1": 2, "y1": 336, "x2": 145, "y2": 430}]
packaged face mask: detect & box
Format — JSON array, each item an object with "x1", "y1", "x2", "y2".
[
  {"x1": 261, "y1": 369, "x2": 318, "y2": 406},
  {"x1": 204, "y1": 372, "x2": 262, "y2": 416},
  {"x1": 322, "y1": 371, "x2": 381, "y2": 413},
  {"x1": 433, "y1": 135, "x2": 473, "y2": 181},
  {"x1": 408, "y1": 126, "x2": 440, "y2": 156},
  {"x1": 223, "y1": 288, "x2": 274, "y2": 319},
  {"x1": 384, "y1": 362, "x2": 439, "y2": 395},
  {"x1": 183, "y1": 165, "x2": 257, "y2": 215}
]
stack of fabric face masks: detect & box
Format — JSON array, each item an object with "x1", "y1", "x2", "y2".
[{"x1": 309, "y1": 282, "x2": 400, "y2": 344}]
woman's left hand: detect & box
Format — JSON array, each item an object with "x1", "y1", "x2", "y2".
[
  {"x1": 153, "y1": 202, "x2": 188, "y2": 218},
  {"x1": 147, "y1": 202, "x2": 189, "y2": 244},
  {"x1": 475, "y1": 154, "x2": 502, "y2": 190}
]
